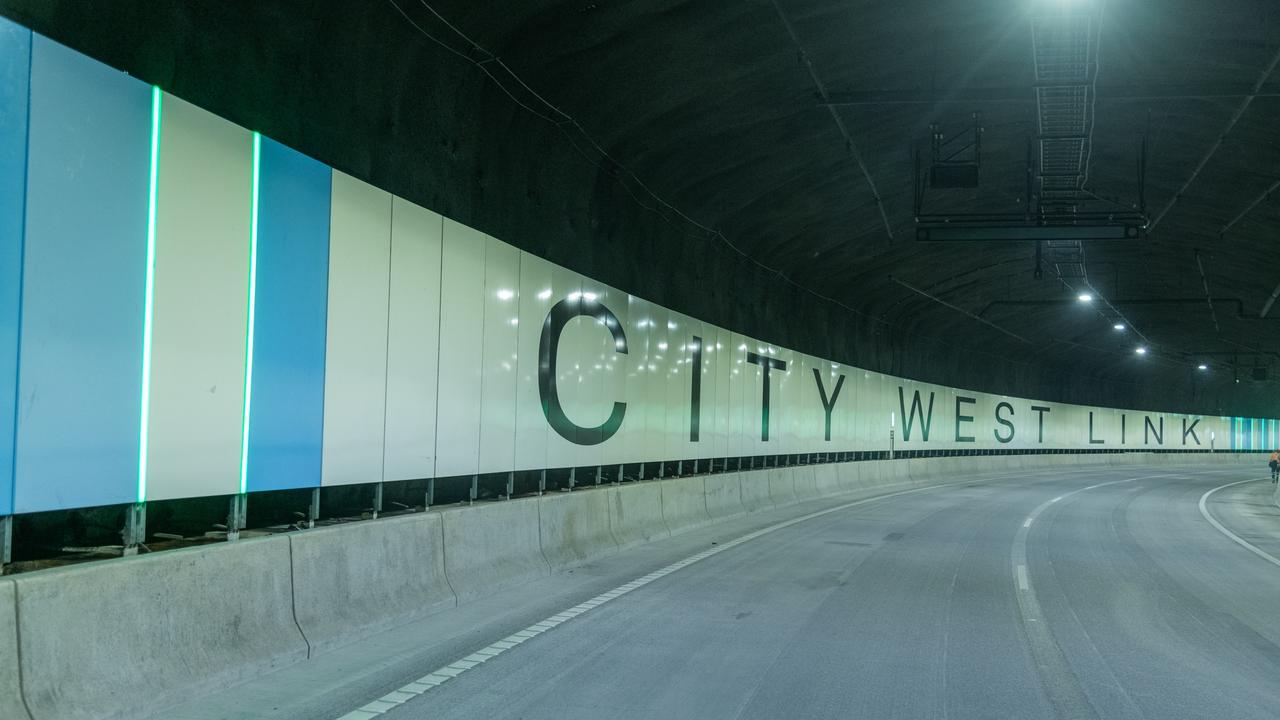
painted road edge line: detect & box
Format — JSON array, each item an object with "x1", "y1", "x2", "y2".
[{"x1": 1199, "y1": 477, "x2": 1280, "y2": 569}]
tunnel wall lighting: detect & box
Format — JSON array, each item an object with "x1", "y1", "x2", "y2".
[
  {"x1": 1198, "y1": 364, "x2": 1208, "y2": 371},
  {"x1": 1078, "y1": 293, "x2": 1093, "y2": 302},
  {"x1": 1135, "y1": 347, "x2": 1147, "y2": 355},
  {"x1": 1113, "y1": 323, "x2": 1125, "y2": 330}
]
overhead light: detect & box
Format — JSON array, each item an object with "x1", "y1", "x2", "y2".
[
  {"x1": 1077, "y1": 293, "x2": 1093, "y2": 302},
  {"x1": 1135, "y1": 347, "x2": 1147, "y2": 355},
  {"x1": 1112, "y1": 323, "x2": 1125, "y2": 331},
  {"x1": 1197, "y1": 364, "x2": 1208, "y2": 371}
]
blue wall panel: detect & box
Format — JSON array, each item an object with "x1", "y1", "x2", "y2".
[
  {"x1": 0, "y1": 18, "x2": 31, "y2": 517},
  {"x1": 13, "y1": 36, "x2": 151, "y2": 513},
  {"x1": 245, "y1": 138, "x2": 331, "y2": 492}
]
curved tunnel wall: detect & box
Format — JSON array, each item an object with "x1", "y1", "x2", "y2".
[{"x1": 0, "y1": 20, "x2": 1276, "y2": 517}]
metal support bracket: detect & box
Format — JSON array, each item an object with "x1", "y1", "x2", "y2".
[
  {"x1": 122, "y1": 502, "x2": 146, "y2": 556},
  {"x1": 307, "y1": 487, "x2": 320, "y2": 529},
  {"x1": 226, "y1": 494, "x2": 247, "y2": 543},
  {"x1": 595, "y1": 465, "x2": 602, "y2": 486},
  {"x1": 505, "y1": 472, "x2": 515, "y2": 499},
  {"x1": 426, "y1": 477, "x2": 435, "y2": 508},
  {"x1": 2, "y1": 515, "x2": 13, "y2": 566},
  {"x1": 372, "y1": 482, "x2": 384, "y2": 519},
  {"x1": 538, "y1": 469, "x2": 546, "y2": 496},
  {"x1": 568, "y1": 467, "x2": 576, "y2": 491},
  {"x1": 469, "y1": 475, "x2": 478, "y2": 504}
]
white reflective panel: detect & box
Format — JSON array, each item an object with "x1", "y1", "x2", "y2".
[
  {"x1": 643, "y1": 303, "x2": 671, "y2": 463},
  {"x1": 621, "y1": 295, "x2": 653, "y2": 465},
  {"x1": 513, "y1": 253, "x2": 554, "y2": 471},
  {"x1": 584, "y1": 278, "x2": 629, "y2": 469},
  {"x1": 726, "y1": 332, "x2": 748, "y2": 458},
  {"x1": 542, "y1": 265, "x2": 584, "y2": 468},
  {"x1": 662, "y1": 312, "x2": 691, "y2": 460},
  {"x1": 702, "y1": 323, "x2": 724, "y2": 460},
  {"x1": 382, "y1": 198, "x2": 442, "y2": 482},
  {"x1": 146, "y1": 96, "x2": 252, "y2": 501},
  {"x1": 477, "y1": 236, "x2": 521, "y2": 474},
  {"x1": 434, "y1": 218, "x2": 486, "y2": 478},
  {"x1": 678, "y1": 316, "x2": 707, "y2": 460},
  {"x1": 321, "y1": 172, "x2": 391, "y2": 487},
  {"x1": 773, "y1": 345, "x2": 798, "y2": 454}
]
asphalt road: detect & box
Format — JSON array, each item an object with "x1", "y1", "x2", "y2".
[{"x1": 165, "y1": 465, "x2": 1280, "y2": 720}]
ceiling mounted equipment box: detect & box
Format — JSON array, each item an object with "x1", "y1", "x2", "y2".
[{"x1": 915, "y1": 223, "x2": 1145, "y2": 242}]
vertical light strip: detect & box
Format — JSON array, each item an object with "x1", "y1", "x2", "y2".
[
  {"x1": 137, "y1": 85, "x2": 162, "y2": 503},
  {"x1": 239, "y1": 131, "x2": 261, "y2": 494}
]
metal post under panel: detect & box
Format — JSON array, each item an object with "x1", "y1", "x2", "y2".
[
  {"x1": 568, "y1": 467, "x2": 576, "y2": 491},
  {"x1": 638, "y1": 463, "x2": 645, "y2": 481},
  {"x1": 469, "y1": 475, "x2": 478, "y2": 504},
  {"x1": 122, "y1": 502, "x2": 146, "y2": 556},
  {"x1": 616, "y1": 464, "x2": 623, "y2": 484},
  {"x1": 595, "y1": 465, "x2": 602, "y2": 486},
  {"x1": 677, "y1": 460, "x2": 683, "y2": 476},
  {"x1": 658, "y1": 462, "x2": 665, "y2": 478},
  {"x1": 426, "y1": 477, "x2": 436, "y2": 508},
  {"x1": 2, "y1": 515, "x2": 13, "y2": 565},
  {"x1": 307, "y1": 488, "x2": 321, "y2": 529},
  {"x1": 372, "y1": 482, "x2": 384, "y2": 519},
  {"x1": 538, "y1": 469, "x2": 546, "y2": 496},
  {"x1": 227, "y1": 494, "x2": 247, "y2": 542},
  {"x1": 506, "y1": 472, "x2": 515, "y2": 499}
]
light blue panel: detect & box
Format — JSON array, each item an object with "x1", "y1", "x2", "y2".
[
  {"x1": 246, "y1": 138, "x2": 330, "y2": 492},
  {"x1": 14, "y1": 36, "x2": 151, "y2": 513},
  {"x1": 0, "y1": 18, "x2": 31, "y2": 517}
]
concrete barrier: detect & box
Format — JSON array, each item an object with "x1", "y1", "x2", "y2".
[
  {"x1": 768, "y1": 467, "x2": 798, "y2": 506},
  {"x1": 661, "y1": 476, "x2": 713, "y2": 534},
  {"x1": 539, "y1": 489, "x2": 619, "y2": 571},
  {"x1": 290, "y1": 512, "x2": 456, "y2": 655},
  {"x1": 814, "y1": 464, "x2": 842, "y2": 495},
  {"x1": 442, "y1": 499, "x2": 549, "y2": 601},
  {"x1": 739, "y1": 469, "x2": 773, "y2": 511},
  {"x1": 703, "y1": 473, "x2": 745, "y2": 518},
  {"x1": 14, "y1": 535, "x2": 308, "y2": 720},
  {"x1": 0, "y1": 579, "x2": 27, "y2": 720},
  {"x1": 793, "y1": 465, "x2": 820, "y2": 498},
  {"x1": 609, "y1": 482, "x2": 670, "y2": 548}
]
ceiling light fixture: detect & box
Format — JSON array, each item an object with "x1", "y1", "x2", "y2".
[
  {"x1": 1078, "y1": 293, "x2": 1093, "y2": 302},
  {"x1": 1197, "y1": 364, "x2": 1208, "y2": 371},
  {"x1": 1112, "y1": 323, "x2": 1125, "y2": 331},
  {"x1": 1135, "y1": 347, "x2": 1147, "y2": 355}
]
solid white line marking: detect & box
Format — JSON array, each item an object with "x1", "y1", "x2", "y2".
[
  {"x1": 1199, "y1": 478, "x2": 1280, "y2": 569},
  {"x1": 332, "y1": 465, "x2": 1181, "y2": 718},
  {"x1": 1016, "y1": 564, "x2": 1029, "y2": 591}
]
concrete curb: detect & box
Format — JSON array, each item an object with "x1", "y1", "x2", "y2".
[
  {"x1": 539, "y1": 489, "x2": 619, "y2": 571},
  {"x1": 660, "y1": 476, "x2": 713, "y2": 534},
  {"x1": 0, "y1": 578, "x2": 29, "y2": 720},
  {"x1": 14, "y1": 535, "x2": 307, "y2": 720},
  {"x1": 290, "y1": 512, "x2": 456, "y2": 656},
  {"x1": 441, "y1": 499, "x2": 549, "y2": 602},
  {"x1": 767, "y1": 467, "x2": 798, "y2": 506},
  {"x1": 703, "y1": 472, "x2": 746, "y2": 519},
  {"x1": 608, "y1": 482, "x2": 670, "y2": 548},
  {"x1": 739, "y1": 469, "x2": 774, "y2": 511}
]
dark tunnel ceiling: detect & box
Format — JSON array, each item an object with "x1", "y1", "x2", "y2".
[
  {"x1": 5, "y1": 0, "x2": 1280, "y2": 403},
  {"x1": 416, "y1": 0, "x2": 1280, "y2": 380}
]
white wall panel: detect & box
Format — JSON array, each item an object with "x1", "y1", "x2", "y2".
[
  {"x1": 641, "y1": 304, "x2": 671, "y2": 463},
  {"x1": 513, "y1": 253, "x2": 554, "y2": 471},
  {"x1": 477, "y1": 236, "x2": 521, "y2": 474},
  {"x1": 146, "y1": 96, "x2": 252, "y2": 501},
  {"x1": 433, "y1": 218, "x2": 486, "y2": 477},
  {"x1": 321, "y1": 172, "x2": 391, "y2": 486},
  {"x1": 621, "y1": 295, "x2": 653, "y2": 465},
  {"x1": 542, "y1": 265, "x2": 585, "y2": 468},
  {"x1": 382, "y1": 198, "x2": 442, "y2": 481}
]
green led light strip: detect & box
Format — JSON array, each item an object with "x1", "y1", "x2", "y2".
[
  {"x1": 239, "y1": 132, "x2": 261, "y2": 494},
  {"x1": 137, "y1": 85, "x2": 161, "y2": 504}
]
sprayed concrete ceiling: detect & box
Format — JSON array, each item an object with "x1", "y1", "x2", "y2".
[{"x1": 4, "y1": 0, "x2": 1280, "y2": 415}]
